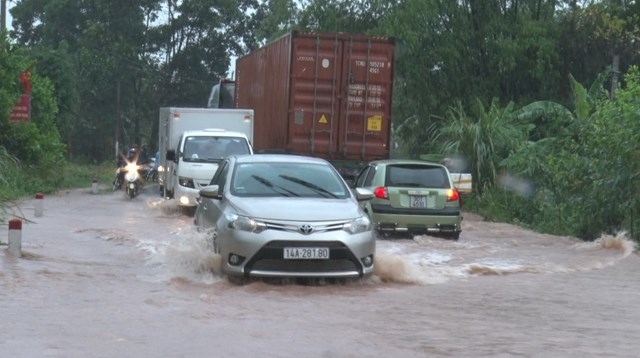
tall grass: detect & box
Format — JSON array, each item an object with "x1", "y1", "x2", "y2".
[{"x1": 0, "y1": 152, "x2": 114, "y2": 224}]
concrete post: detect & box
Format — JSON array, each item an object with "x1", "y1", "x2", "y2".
[
  {"x1": 35, "y1": 193, "x2": 44, "y2": 217},
  {"x1": 8, "y1": 219, "x2": 22, "y2": 257},
  {"x1": 92, "y1": 177, "x2": 99, "y2": 194}
]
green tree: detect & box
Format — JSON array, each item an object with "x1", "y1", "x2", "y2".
[
  {"x1": 439, "y1": 98, "x2": 532, "y2": 194},
  {"x1": 251, "y1": 0, "x2": 299, "y2": 45},
  {"x1": 578, "y1": 66, "x2": 640, "y2": 241}
]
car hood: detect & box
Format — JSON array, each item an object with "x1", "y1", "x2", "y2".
[{"x1": 231, "y1": 197, "x2": 364, "y2": 221}]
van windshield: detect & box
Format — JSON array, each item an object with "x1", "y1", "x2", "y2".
[{"x1": 183, "y1": 136, "x2": 250, "y2": 162}]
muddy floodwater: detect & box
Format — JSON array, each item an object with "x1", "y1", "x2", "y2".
[{"x1": 1, "y1": 185, "x2": 639, "y2": 357}]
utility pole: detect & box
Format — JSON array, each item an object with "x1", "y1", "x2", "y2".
[
  {"x1": 115, "y1": 80, "x2": 121, "y2": 158},
  {"x1": 1, "y1": 0, "x2": 7, "y2": 32}
]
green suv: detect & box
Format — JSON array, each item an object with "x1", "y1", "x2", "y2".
[{"x1": 352, "y1": 159, "x2": 462, "y2": 240}]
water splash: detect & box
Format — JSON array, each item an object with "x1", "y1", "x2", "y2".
[
  {"x1": 137, "y1": 226, "x2": 222, "y2": 284},
  {"x1": 145, "y1": 197, "x2": 181, "y2": 216}
]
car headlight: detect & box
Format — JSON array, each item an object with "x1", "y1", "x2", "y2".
[
  {"x1": 343, "y1": 216, "x2": 372, "y2": 234},
  {"x1": 226, "y1": 213, "x2": 267, "y2": 233},
  {"x1": 157, "y1": 165, "x2": 164, "y2": 172}
]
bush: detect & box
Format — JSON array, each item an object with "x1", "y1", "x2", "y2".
[{"x1": 0, "y1": 158, "x2": 115, "y2": 224}]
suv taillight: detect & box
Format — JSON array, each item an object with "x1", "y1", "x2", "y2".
[
  {"x1": 373, "y1": 187, "x2": 388, "y2": 199},
  {"x1": 447, "y1": 188, "x2": 460, "y2": 202}
]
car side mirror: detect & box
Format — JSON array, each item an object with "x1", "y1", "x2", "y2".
[
  {"x1": 166, "y1": 149, "x2": 176, "y2": 162},
  {"x1": 354, "y1": 188, "x2": 373, "y2": 201},
  {"x1": 199, "y1": 185, "x2": 222, "y2": 200}
]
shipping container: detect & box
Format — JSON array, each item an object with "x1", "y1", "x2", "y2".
[{"x1": 235, "y1": 31, "x2": 395, "y2": 173}]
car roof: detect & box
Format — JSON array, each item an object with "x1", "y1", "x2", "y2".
[
  {"x1": 369, "y1": 158, "x2": 446, "y2": 167},
  {"x1": 232, "y1": 154, "x2": 331, "y2": 165}
]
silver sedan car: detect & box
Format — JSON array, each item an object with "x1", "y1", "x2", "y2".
[{"x1": 194, "y1": 154, "x2": 375, "y2": 282}]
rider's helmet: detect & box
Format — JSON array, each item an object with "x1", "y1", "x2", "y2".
[{"x1": 127, "y1": 145, "x2": 138, "y2": 161}]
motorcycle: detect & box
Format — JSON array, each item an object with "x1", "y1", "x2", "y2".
[
  {"x1": 145, "y1": 157, "x2": 158, "y2": 182},
  {"x1": 112, "y1": 162, "x2": 145, "y2": 199}
]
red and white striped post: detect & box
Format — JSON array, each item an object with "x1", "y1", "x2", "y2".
[
  {"x1": 35, "y1": 192, "x2": 44, "y2": 217},
  {"x1": 8, "y1": 219, "x2": 22, "y2": 257}
]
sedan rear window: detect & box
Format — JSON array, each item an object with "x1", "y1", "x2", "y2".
[{"x1": 385, "y1": 164, "x2": 450, "y2": 188}]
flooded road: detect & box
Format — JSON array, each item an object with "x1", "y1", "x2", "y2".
[{"x1": 1, "y1": 185, "x2": 639, "y2": 357}]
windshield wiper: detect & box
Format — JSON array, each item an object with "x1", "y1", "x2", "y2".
[
  {"x1": 251, "y1": 175, "x2": 299, "y2": 197},
  {"x1": 279, "y1": 175, "x2": 338, "y2": 198},
  {"x1": 203, "y1": 157, "x2": 223, "y2": 163}
]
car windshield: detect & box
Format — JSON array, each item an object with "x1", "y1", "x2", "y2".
[
  {"x1": 231, "y1": 162, "x2": 350, "y2": 198},
  {"x1": 183, "y1": 136, "x2": 250, "y2": 162},
  {"x1": 386, "y1": 164, "x2": 450, "y2": 188}
]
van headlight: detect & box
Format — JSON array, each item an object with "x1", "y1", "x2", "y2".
[
  {"x1": 178, "y1": 177, "x2": 195, "y2": 188},
  {"x1": 343, "y1": 216, "x2": 372, "y2": 234}
]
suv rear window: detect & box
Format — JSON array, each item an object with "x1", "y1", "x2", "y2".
[{"x1": 385, "y1": 164, "x2": 450, "y2": 188}]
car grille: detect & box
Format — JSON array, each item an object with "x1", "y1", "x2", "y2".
[
  {"x1": 262, "y1": 221, "x2": 348, "y2": 233},
  {"x1": 244, "y1": 241, "x2": 363, "y2": 276}
]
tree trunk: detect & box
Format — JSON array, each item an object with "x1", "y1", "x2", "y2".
[{"x1": 610, "y1": 55, "x2": 619, "y2": 100}]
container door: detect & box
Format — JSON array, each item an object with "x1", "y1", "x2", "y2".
[
  {"x1": 288, "y1": 34, "x2": 394, "y2": 161},
  {"x1": 338, "y1": 37, "x2": 394, "y2": 161},
  {"x1": 288, "y1": 35, "x2": 342, "y2": 158}
]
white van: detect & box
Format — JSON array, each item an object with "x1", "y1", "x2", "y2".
[{"x1": 165, "y1": 128, "x2": 253, "y2": 207}]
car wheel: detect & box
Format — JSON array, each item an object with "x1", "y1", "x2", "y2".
[
  {"x1": 227, "y1": 275, "x2": 248, "y2": 285},
  {"x1": 375, "y1": 230, "x2": 391, "y2": 240},
  {"x1": 447, "y1": 232, "x2": 461, "y2": 241},
  {"x1": 211, "y1": 234, "x2": 220, "y2": 254}
]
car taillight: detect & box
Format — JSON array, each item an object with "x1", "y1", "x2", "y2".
[
  {"x1": 373, "y1": 186, "x2": 388, "y2": 199},
  {"x1": 447, "y1": 188, "x2": 459, "y2": 202}
]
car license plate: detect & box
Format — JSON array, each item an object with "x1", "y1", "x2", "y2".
[
  {"x1": 410, "y1": 195, "x2": 434, "y2": 208},
  {"x1": 284, "y1": 247, "x2": 329, "y2": 259}
]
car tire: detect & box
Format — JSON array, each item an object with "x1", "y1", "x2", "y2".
[
  {"x1": 375, "y1": 230, "x2": 390, "y2": 240},
  {"x1": 447, "y1": 232, "x2": 461, "y2": 241},
  {"x1": 211, "y1": 234, "x2": 219, "y2": 254},
  {"x1": 227, "y1": 275, "x2": 248, "y2": 285}
]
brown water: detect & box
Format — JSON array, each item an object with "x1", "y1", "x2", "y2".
[{"x1": 1, "y1": 186, "x2": 638, "y2": 357}]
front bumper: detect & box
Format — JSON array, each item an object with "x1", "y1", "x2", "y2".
[{"x1": 218, "y1": 226, "x2": 375, "y2": 279}]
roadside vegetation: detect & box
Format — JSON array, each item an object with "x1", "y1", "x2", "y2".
[
  {"x1": 1, "y1": 1, "x2": 639, "y2": 244},
  {"x1": 0, "y1": 147, "x2": 114, "y2": 214},
  {"x1": 439, "y1": 69, "x2": 640, "y2": 242}
]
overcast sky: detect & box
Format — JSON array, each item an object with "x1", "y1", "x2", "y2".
[{"x1": 4, "y1": 0, "x2": 13, "y2": 31}]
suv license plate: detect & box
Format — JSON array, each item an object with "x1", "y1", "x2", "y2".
[{"x1": 284, "y1": 247, "x2": 329, "y2": 259}]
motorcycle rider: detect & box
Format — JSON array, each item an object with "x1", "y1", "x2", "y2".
[{"x1": 113, "y1": 145, "x2": 139, "y2": 190}]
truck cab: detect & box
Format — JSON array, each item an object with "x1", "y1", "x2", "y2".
[{"x1": 165, "y1": 128, "x2": 253, "y2": 207}]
